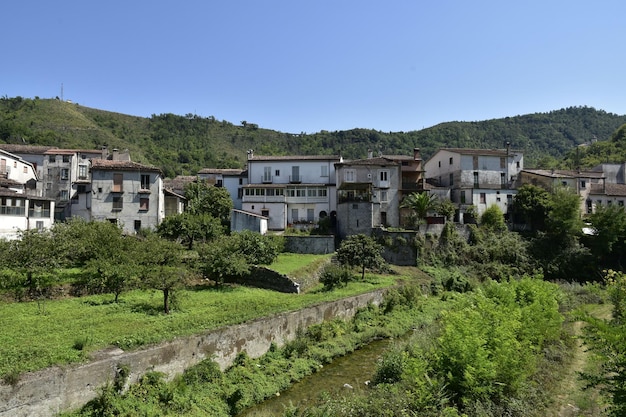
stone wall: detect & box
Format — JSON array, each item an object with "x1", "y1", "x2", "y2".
[
  {"x1": 283, "y1": 235, "x2": 335, "y2": 254},
  {"x1": 226, "y1": 266, "x2": 301, "y2": 293},
  {"x1": 0, "y1": 289, "x2": 386, "y2": 417}
]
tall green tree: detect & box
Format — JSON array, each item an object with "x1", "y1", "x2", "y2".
[
  {"x1": 137, "y1": 236, "x2": 188, "y2": 314},
  {"x1": 184, "y1": 181, "x2": 233, "y2": 225},
  {"x1": 336, "y1": 234, "x2": 385, "y2": 280},
  {"x1": 512, "y1": 184, "x2": 551, "y2": 232},
  {"x1": 587, "y1": 204, "x2": 626, "y2": 270},
  {"x1": 400, "y1": 192, "x2": 438, "y2": 227},
  {"x1": 158, "y1": 212, "x2": 224, "y2": 249},
  {"x1": 480, "y1": 204, "x2": 506, "y2": 232}
]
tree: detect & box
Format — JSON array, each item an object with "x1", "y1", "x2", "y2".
[
  {"x1": 1, "y1": 230, "x2": 60, "y2": 310},
  {"x1": 545, "y1": 186, "x2": 583, "y2": 242},
  {"x1": 512, "y1": 184, "x2": 551, "y2": 232},
  {"x1": 184, "y1": 181, "x2": 233, "y2": 225},
  {"x1": 400, "y1": 192, "x2": 438, "y2": 227},
  {"x1": 437, "y1": 198, "x2": 457, "y2": 222},
  {"x1": 480, "y1": 204, "x2": 506, "y2": 232},
  {"x1": 336, "y1": 234, "x2": 385, "y2": 280},
  {"x1": 587, "y1": 204, "x2": 626, "y2": 270},
  {"x1": 137, "y1": 236, "x2": 188, "y2": 314},
  {"x1": 157, "y1": 212, "x2": 224, "y2": 249},
  {"x1": 229, "y1": 231, "x2": 283, "y2": 265}
]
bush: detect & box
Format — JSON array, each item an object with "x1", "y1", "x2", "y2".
[{"x1": 319, "y1": 264, "x2": 353, "y2": 290}]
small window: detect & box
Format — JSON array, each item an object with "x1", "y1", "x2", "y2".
[
  {"x1": 36, "y1": 221, "x2": 44, "y2": 231},
  {"x1": 380, "y1": 170, "x2": 388, "y2": 181},
  {"x1": 321, "y1": 165, "x2": 329, "y2": 177},
  {"x1": 78, "y1": 165, "x2": 88, "y2": 179},
  {"x1": 449, "y1": 173, "x2": 454, "y2": 186},
  {"x1": 60, "y1": 190, "x2": 69, "y2": 201},
  {"x1": 140, "y1": 174, "x2": 150, "y2": 190},
  {"x1": 62, "y1": 155, "x2": 70, "y2": 163},
  {"x1": 49, "y1": 155, "x2": 56, "y2": 163},
  {"x1": 275, "y1": 169, "x2": 280, "y2": 177},
  {"x1": 113, "y1": 173, "x2": 123, "y2": 192},
  {"x1": 480, "y1": 193, "x2": 486, "y2": 204},
  {"x1": 239, "y1": 178, "x2": 243, "y2": 185},
  {"x1": 134, "y1": 220, "x2": 141, "y2": 232},
  {"x1": 139, "y1": 198, "x2": 149, "y2": 211},
  {"x1": 380, "y1": 191, "x2": 388, "y2": 202},
  {"x1": 500, "y1": 157, "x2": 506, "y2": 169},
  {"x1": 23, "y1": 166, "x2": 27, "y2": 174},
  {"x1": 449, "y1": 157, "x2": 453, "y2": 165},
  {"x1": 60, "y1": 168, "x2": 69, "y2": 180},
  {"x1": 345, "y1": 169, "x2": 355, "y2": 182},
  {"x1": 112, "y1": 196, "x2": 123, "y2": 211},
  {"x1": 581, "y1": 180, "x2": 586, "y2": 189},
  {"x1": 77, "y1": 185, "x2": 87, "y2": 193},
  {"x1": 473, "y1": 172, "x2": 479, "y2": 187},
  {"x1": 438, "y1": 161, "x2": 441, "y2": 168},
  {"x1": 261, "y1": 209, "x2": 269, "y2": 217},
  {"x1": 460, "y1": 191, "x2": 466, "y2": 204}
]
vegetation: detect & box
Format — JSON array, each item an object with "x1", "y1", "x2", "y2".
[
  {"x1": 336, "y1": 234, "x2": 386, "y2": 280},
  {"x1": 2, "y1": 97, "x2": 626, "y2": 176},
  {"x1": 400, "y1": 192, "x2": 438, "y2": 227}
]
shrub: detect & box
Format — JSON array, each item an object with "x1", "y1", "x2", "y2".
[{"x1": 319, "y1": 264, "x2": 352, "y2": 290}]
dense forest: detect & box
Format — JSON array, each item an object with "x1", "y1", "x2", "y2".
[{"x1": 1, "y1": 96, "x2": 626, "y2": 178}]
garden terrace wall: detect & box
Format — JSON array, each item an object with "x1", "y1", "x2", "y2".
[
  {"x1": 0, "y1": 289, "x2": 386, "y2": 417},
  {"x1": 283, "y1": 235, "x2": 335, "y2": 254}
]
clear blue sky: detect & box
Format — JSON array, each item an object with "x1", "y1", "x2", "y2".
[{"x1": 3, "y1": 1, "x2": 625, "y2": 134}]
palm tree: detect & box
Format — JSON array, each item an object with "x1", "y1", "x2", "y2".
[{"x1": 400, "y1": 192, "x2": 438, "y2": 227}]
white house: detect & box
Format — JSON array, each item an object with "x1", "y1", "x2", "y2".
[
  {"x1": 424, "y1": 148, "x2": 523, "y2": 220},
  {"x1": 197, "y1": 168, "x2": 247, "y2": 209},
  {"x1": 0, "y1": 149, "x2": 55, "y2": 239},
  {"x1": 241, "y1": 152, "x2": 342, "y2": 230}
]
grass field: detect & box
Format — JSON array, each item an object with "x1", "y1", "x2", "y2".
[{"x1": 0, "y1": 253, "x2": 405, "y2": 381}]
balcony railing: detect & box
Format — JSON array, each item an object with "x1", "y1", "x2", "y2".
[
  {"x1": 289, "y1": 175, "x2": 302, "y2": 183},
  {"x1": 261, "y1": 175, "x2": 273, "y2": 184}
]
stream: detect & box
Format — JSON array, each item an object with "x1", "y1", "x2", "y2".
[{"x1": 238, "y1": 337, "x2": 395, "y2": 416}]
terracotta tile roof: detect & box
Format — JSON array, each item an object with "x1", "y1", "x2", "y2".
[
  {"x1": 439, "y1": 148, "x2": 514, "y2": 156},
  {"x1": 336, "y1": 157, "x2": 400, "y2": 166},
  {"x1": 0, "y1": 144, "x2": 57, "y2": 154},
  {"x1": 590, "y1": 183, "x2": 626, "y2": 197},
  {"x1": 91, "y1": 159, "x2": 161, "y2": 173},
  {"x1": 522, "y1": 169, "x2": 604, "y2": 179},
  {"x1": 164, "y1": 175, "x2": 197, "y2": 193},
  {"x1": 248, "y1": 155, "x2": 342, "y2": 162},
  {"x1": 198, "y1": 168, "x2": 245, "y2": 175}
]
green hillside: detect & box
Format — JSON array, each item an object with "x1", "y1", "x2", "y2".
[{"x1": 1, "y1": 96, "x2": 625, "y2": 177}]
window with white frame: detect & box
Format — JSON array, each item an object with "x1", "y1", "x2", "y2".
[
  {"x1": 60, "y1": 168, "x2": 69, "y2": 180},
  {"x1": 345, "y1": 169, "x2": 355, "y2": 182},
  {"x1": 380, "y1": 190, "x2": 388, "y2": 202},
  {"x1": 321, "y1": 165, "x2": 329, "y2": 177},
  {"x1": 79, "y1": 165, "x2": 88, "y2": 179}
]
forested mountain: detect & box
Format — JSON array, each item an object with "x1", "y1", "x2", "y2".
[{"x1": 1, "y1": 96, "x2": 625, "y2": 178}]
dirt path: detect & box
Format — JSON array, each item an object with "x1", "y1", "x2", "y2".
[{"x1": 550, "y1": 304, "x2": 612, "y2": 417}]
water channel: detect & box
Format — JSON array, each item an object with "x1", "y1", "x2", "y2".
[{"x1": 238, "y1": 338, "x2": 395, "y2": 416}]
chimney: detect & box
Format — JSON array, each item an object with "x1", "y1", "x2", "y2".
[
  {"x1": 413, "y1": 148, "x2": 421, "y2": 161},
  {"x1": 247, "y1": 149, "x2": 254, "y2": 160},
  {"x1": 367, "y1": 149, "x2": 373, "y2": 159},
  {"x1": 101, "y1": 145, "x2": 108, "y2": 160},
  {"x1": 112, "y1": 148, "x2": 119, "y2": 160}
]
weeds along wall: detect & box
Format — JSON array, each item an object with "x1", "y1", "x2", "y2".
[{"x1": 0, "y1": 289, "x2": 386, "y2": 417}]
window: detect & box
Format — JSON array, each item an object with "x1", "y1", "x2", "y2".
[
  {"x1": 379, "y1": 170, "x2": 388, "y2": 181},
  {"x1": 321, "y1": 165, "x2": 329, "y2": 177},
  {"x1": 449, "y1": 173, "x2": 454, "y2": 186},
  {"x1": 23, "y1": 166, "x2": 27, "y2": 174},
  {"x1": 112, "y1": 196, "x2": 123, "y2": 211},
  {"x1": 380, "y1": 190, "x2": 388, "y2": 202},
  {"x1": 13, "y1": 161, "x2": 16, "y2": 168},
  {"x1": 449, "y1": 157, "x2": 453, "y2": 165},
  {"x1": 275, "y1": 169, "x2": 280, "y2": 177},
  {"x1": 134, "y1": 220, "x2": 141, "y2": 232},
  {"x1": 500, "y1": 157, "x2": 506, "y2": 169},
  {"x1": 139, "y1": 197, "x2": 149, "y2": 211},
  {"x1": 308, "y1": 189, "x2": 317, "y2": 197},
  {"x1": 480, "y1": 193, "x2": 486, "y2": 204},
  {"x1": 0, "y1": 197, "x2": 25, "y2": 215},
  {"x1": 580, "y1": 180, "x2": 586, "y2": 189},
  {"x1": 500, "y1": 172, "x2": 506, "y2": 187},
  {"x1": 60, "y1": 190, "x2": 69, "y2": 201},
  {"x1": 345, "y1": 169, "x2": 355, "y2": 182},
  {"x1": 263, "y1": 167, "x2": 272, "y2": 182},
  {"x1": 261, "y1": 209, "x2": 269, "y2": 217},
  {"x1": 63, "y1": 155, "x2": 70, "y2": 163},
  {"x1": 78, "y1": 165, "x2": 87, "y2": 180},
  {"x1": 318, "y1": 188, "x2": 327, "y2": 197},
  {"x1": 141, "y1": 174, "x2": 150, "y2": 190},
  {"x1": 36, "y1": 221, "x2": 44, "y2": 231},
  {"x1": 239, "y1": 178, "x2": 243, "y2": 185},
  {"x1": 473, "y1": 156, "x2": 479, "y2": 170},
  {"x1": 307, "y1": 209, "x2": 314, "y2": 222},
  {"x1": 460, "y1": 191, "x2": 466, "y2": 204},
  {"x1": 586, "y1": 199, "x2": 592, "y2": 213},
  {"x1": 71, "y1": 194, "x2": 79, "y2": 204},
  {"x1": 113, "y1": 173, "x2": 123, "y2": 192},
  {"x1": 60, "y1": 168, "x2": 69, "y2": 180},
  {"x1": 562, "y1": 181, "x2": 567, "y2": 187},
  {"x1": 49, "y1": 155, "x2": 56, "y2": 163},
  {"x1": 46, "y1": 182, "x2": 52, "y2": 191},
  {"x1": 77, "y1": 185, "x2": 86, "y2": 193},
  {"x1": 291, "y1": 208, "x2": 299, "y2": 223},
  {"x1": 438, "y1": 161, "x2": 441, "y2": 167},
  {"x1": 473, "y1": 172, "x2": 479, "y2": 187}
]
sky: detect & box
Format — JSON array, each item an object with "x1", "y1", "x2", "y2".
[{"x1": 2, "y1": 1, "x2": 626, "y2": 134}]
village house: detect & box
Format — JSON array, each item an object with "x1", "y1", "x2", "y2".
[
  {"x1": 241, "y1": 152, "x2": 341, "y2": 230},
  {"x1": 0, "y1": 148, "x2": 55, "y2": 239},
  {"x1": 197, "y1": 168, "x2": 247, "y2": 209},
  {"x1": 424, "y1": 147, "x2": 524, "y2": 221},
  {"x1": 334, "y1": 153, "x2": 402, "y2": 238},
  {"x1": 89, "y1": 159, "x2": 164, "y2": 234}
]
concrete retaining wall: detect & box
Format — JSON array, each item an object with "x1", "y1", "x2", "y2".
[
  {"x1": 0, "y1": 289, "x2": 386, "y2": 417},
  {"x1": 283, "y1": 235, "x2": 335, "y2": 254}
]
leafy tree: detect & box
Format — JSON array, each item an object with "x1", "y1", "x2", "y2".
[
  {"x1": 587, "y1": 205, "x2": 626, "y2": 270},
  {"x1": 480, "y1": 204, "x2": 506, "y2": 232},
  {"x1": 137, "y1": 236, "x2": 188, "y2": 314},
  {"x1": 437, "y1": 198, "x2": 457, "y2": 222},
  {"x1": 336, "y1": 234, "x2": 385, "y2": 280},
  {"x1": 512, "y1": 184, "x2": 551, "y2": 232},
  {"x1": 157, "y1": 212, "x2": 224, "y2": 249},
  {"x1": 400, "y1": 192, "x2": 438, "y2": 227},
  {"x1": 196, "y1": 231, "x2": 282, "y2": 285},
  {"x1": 1, "y1": 230, "x2": 60, "y2": 309},
  {"x1": 184, "y1": 181, "x2": 234, "y2": 225},
  {"x1": 84, "y1": 237, "x2": 139, "y2": 302},
  {"x1": 545, "y1": 186, "x2": 583, "y2": 242}
]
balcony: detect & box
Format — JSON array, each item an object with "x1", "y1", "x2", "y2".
[
  {"x1": 261, "y1": 175, "x2": 273, "y2": 184},
  {"x1": 289, "y1": 175, "x2": 302, "y2": 184}
]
